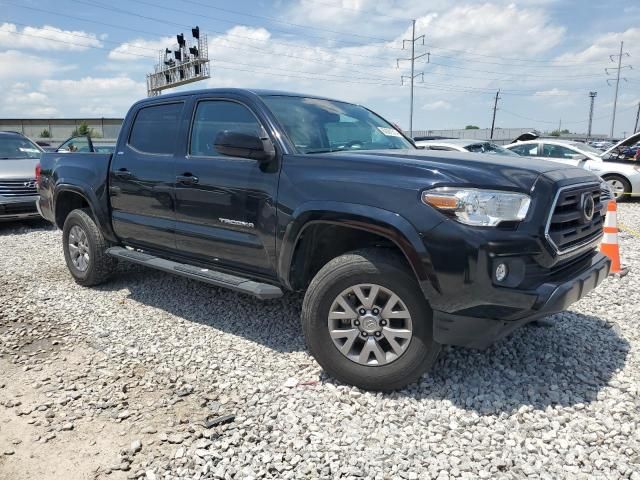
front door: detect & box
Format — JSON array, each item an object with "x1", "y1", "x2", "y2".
[
  {"x1": 173, "y1": 98, "x2": 279, "y2": 278},
  {"x1": 110, "y1": 101, "x2": 185, "y2": 251}
]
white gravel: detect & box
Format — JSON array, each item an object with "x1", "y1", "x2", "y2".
[{"x1": 1, "y1": 202, "x2": 640, "y2": 479}]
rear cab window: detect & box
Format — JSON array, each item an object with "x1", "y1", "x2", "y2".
[{"x1": 128, "y1": 102, "x2": 184, "y2": 155}]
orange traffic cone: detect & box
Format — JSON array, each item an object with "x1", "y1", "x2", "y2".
[{"x1": 600, "y1": 199, "x2": 623, "y2": 274}]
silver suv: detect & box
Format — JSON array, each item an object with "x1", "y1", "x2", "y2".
[{"x1": 0, "y1": 131, "x2": 42, "y2": 221}]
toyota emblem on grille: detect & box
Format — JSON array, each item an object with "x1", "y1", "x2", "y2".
[
  {"x1": 23, "y1": 181, "x2": 36, "y2": 188},
  {"x1": 580, "y1": 193, "x2": 595, "y2": 224}
]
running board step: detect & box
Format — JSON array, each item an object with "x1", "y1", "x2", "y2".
[{"x1": 106, "y1": 247, "x2": 283, "y2": 300}]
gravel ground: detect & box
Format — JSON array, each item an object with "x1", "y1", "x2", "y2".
[{"x1": 1, "y1": 203, "x2": 640, "y2": 480}]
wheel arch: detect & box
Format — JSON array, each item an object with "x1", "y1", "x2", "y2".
[
  {"x1": 54, "y1": 183, "x2": 117, "y2": 241},
  {"x1": 278, "y1": 201, "x2": 440, "y2": 294}
]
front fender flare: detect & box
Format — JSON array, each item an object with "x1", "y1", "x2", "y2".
[{"x1": 278, "y1": 201, "x2": 442, "y2": 294}]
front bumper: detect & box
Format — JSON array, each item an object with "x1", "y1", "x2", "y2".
[
  {"x1": 0, "y1": 196, "x2": 40, "y2": 221},
  {"x1": 432, "y1": 252, "x2": 610, "y2": 348}
]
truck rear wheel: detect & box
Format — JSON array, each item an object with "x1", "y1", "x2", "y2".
[
  {"x1": 302, "y1": 249, "x2": 441, "y2": 391},
  {"x1": 62, "y1": 208, "x2": 117, "y2": 286}
]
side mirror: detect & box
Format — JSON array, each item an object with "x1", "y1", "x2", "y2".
[{"x1": 214, "y1": 130, "x2": 275, "y2": 162}]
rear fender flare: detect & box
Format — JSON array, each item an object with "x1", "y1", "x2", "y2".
[{"x1": 54, "y1": 181, "x2": 117, "y2": 242}]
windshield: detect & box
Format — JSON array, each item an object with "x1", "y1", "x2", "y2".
[
  {"x1": 465, "y1": 142, "x2": 520, "y2": 157},
  {"x1": 261, "y1": 95, "x2": 414, "y2": 154},
  {"x1": 571, "y1": 142, "x2": 603, "y2": 156},
  {"x1": 0, "y1": 135, "x2": 42, "y2": 159}
]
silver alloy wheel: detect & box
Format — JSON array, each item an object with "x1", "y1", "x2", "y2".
[
  {"x1": 607, "y1": 178, "x2": 626, "y2": 199},
  {"x1": 328, "y1": 284, "x2": 413, "y2": 366},
  {"x1": 68, "y1": 225, "x2": 90, "y2": 272}
]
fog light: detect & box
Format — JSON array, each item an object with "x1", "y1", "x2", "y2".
[{"x1": 495, "y1": 263, "x2": 508, "y2": 282}]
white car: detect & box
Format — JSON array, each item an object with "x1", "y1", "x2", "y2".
[
  {"x1": 506, "y1": 132, "x2": 640, "y2": 201},
  {"x1": 415, "y1": 138, "x2": 522, "y2": 157},
  {"x1": 418, "y1": 137, "x2": 614, "y2": 207}
]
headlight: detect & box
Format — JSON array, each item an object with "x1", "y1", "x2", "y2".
[{"x1": 422, "y1": 187, "x2": 531, "y2": 227}]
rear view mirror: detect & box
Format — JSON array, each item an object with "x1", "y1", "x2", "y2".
[{"x1": 214, "y1": 130, "x2": 275, "y2": 162}]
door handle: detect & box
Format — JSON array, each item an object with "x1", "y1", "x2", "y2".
[
  {"x1": 114, "y1": 168, "x2": 133, "y2": 179},
  {"x1": 176, "y1": 174, "x2": 199, "y2": 185}
]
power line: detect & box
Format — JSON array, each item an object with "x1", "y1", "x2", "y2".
[
  {"x1": 427, "y1": 60, "x2": 605, "y2": 79},
  {"x1": 175, "y1": 0, "x2": 606, "y2": 70},
  {"x1": 5, "y1": 1, "x2": 608, "y2": 83},
  {"x1": 94, "y1": 0, "x2": 407, "y2": 53},
  {"x1": 2, "y1": 20, "x2": 160, "y2": 53},
  {"x1": 176, "y1": 0, "x2": 398, "y2": 44}
]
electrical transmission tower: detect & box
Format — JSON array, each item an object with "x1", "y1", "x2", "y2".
[
  {"x1": 490, "y1": 90, "x2": 500, "y2": 140},
  {"x1": 397, "y1": 20, "x2": 429, "y2": 138},
  {"x1": 634, "y1": 101, "x2": 640, "y2": 134},
  {"x1": 587, "y1": 91, "x2": 597, "y2": 139},
  {"x1": 606, "y1": 41, "x2": 632, "y2": 138}
]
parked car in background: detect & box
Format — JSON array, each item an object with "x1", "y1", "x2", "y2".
[
  {"x1": 416, "y1": 138, "x2": 522, "y2": 157},
  {"x1": 38, "y1": 88, "x2": 611, "y2": 390},
  {"x1": 588, "y1": 141, "x2": 614, "y2": 151},
  {"x1": 56, "y1": 135, "x2": 116, "y2": 154},
  {"x1": 413, "y1": 135, "x2": 455, "y2": 142},
  {"x1": 507, "y1": 133, "x2": 640, "y2": 201},
  {"x1": 0, "y1": 131, "x2": 42, "y2": 221}
]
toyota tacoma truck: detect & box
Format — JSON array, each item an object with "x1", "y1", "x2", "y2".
[{"x1": 37, "y1": 89, "x2": 610, "y2": 390}]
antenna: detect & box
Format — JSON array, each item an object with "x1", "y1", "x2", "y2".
[{"x1": 146, "y1": 26, "x2": 211, "y2": 97}]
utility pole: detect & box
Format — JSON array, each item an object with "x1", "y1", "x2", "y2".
[
  {"x1": 587, "y1": 91, "x2": 597, "y2": 139},
  {"x1": 606, "y1": 41, "x2": 631, "y2": 138},
  {"x1": 634, "y1": 101, "x2": 640, "y2": 134},
  {"x1": 397, "y1": 20, "x2": 429, "y2": 138},
  {"x1": 490, "y1": 90, "x2": 500, "y2": 139}
]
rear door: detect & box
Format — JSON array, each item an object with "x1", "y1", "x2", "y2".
[
  {"x1": 173, "y1": 96, "x2": 280, "y2": 278},
  {"x1": 109, "y1": 100, "x2": 186, "y2": 251}
]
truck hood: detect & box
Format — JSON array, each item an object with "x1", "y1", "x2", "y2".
[
  {"x1": 0, "y1": 157, "x2": 40, "y2": 179},
  {"x1": 319, "y1": 149, "x2": 585, "y2": 191}
]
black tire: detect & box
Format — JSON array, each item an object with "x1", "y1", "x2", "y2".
[
  {"x1": 62, "y1": 208, "x2": 117, "y2": 286},
  {"x1": 603, "y1": 174, "x2": 632, "y2": 202},
  {"x1": 301, "y1": 249, "x2": 441, "y2": 391}
]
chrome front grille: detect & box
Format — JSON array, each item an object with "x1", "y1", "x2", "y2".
[
  {"x1": 0, "y1": 179, "x2": 37, "y2": 197},
  {"x1": 546, "y1": 182, "x2": 603, "y2": 255}
]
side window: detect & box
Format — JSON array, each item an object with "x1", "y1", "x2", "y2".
[
  {"x1": 510, "y1": 144, "x2": 538, "y2": 156},
  {"x1": 190, "y1": 100, "x2": 261, "y2": 156},
  {"x1": 129, "y1": 102, "x2": 183, "y2": 155},
  {"x1": 542, "y1": 144, "x2": 580, "y2": 159}
]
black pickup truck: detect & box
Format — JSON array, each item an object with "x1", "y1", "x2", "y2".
[{"x1": 37, "y1": 89, "x2": 610, "y2": 390}]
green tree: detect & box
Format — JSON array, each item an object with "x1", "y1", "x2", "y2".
[
  {"x1": 39, "y1": 129, "x2": 51, "y2": 138},
  {"x1": 72, "y1": 121, "x2": 97, "y2": 137},
  {"x1": 465, "y1": 125, "x2": 480, "y2": 130},
  {"x1": 550, "y1": 129, "x2": 570, "y2": 137}
]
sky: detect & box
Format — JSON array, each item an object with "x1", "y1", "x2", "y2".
[{"x1": 0, "y1": 0, "x2": 639, "y2": 137}]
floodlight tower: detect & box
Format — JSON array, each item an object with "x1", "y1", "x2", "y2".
[{"x1": 146, "y1": 26, "x2": 211, "y2": 97}]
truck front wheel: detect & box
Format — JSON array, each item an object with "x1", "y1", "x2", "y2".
[
  {"x1": 302, "y1": 249, "x2": 441, "y2": 391},
  {"x1": 62, "y1": 208, "x2": 117, "y2": 286}
]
